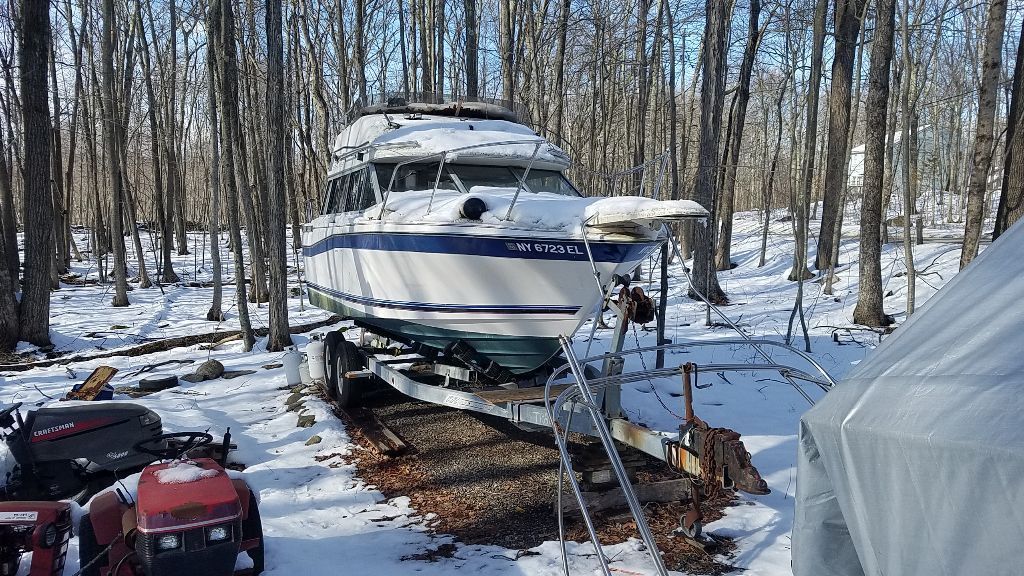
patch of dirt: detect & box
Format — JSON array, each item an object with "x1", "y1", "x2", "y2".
[{"x1": 334, "y1": 386, "x2": 740, "y2": 574}]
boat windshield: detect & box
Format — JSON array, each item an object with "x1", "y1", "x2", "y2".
[{"x1": 373, "y1": 163, "x2": 581, "y2": 197}]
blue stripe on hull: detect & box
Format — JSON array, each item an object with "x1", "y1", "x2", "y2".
[
  {"x1": 303, "y1": 231, "x2": 659, "y2": 263},
  {"x1": 306, "y1": 282, "x2": 581, "y2": 315}
]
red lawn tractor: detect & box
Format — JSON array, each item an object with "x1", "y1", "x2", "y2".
[
  {"x1": 77, "y1": 431, "x2": 264, "y2": 576},
  {"x1": 0, "y1": 501, "x2": 73, "y2": 575}
]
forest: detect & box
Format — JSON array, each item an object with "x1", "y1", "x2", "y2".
[{"x1": 1, "y1": 0, "x2": 1023, "y2": 352}]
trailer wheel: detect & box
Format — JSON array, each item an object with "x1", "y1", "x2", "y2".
[
  {"x1": 241, "y1": 492, "x2": 264, "y2": 575},
  {"x1": 77, "y1": 514, "x2": 103, "y2": 576},
  {"x1": 332, "y1": 340, "x2": 363, "y2": 409},
  {"x1": 322, "y1": 331, "x2": 344, "y2": 400}
]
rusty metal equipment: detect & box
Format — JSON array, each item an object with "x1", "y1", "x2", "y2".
[{"x1": 543, "y1": 338, "x2": 836, "y2": 576}]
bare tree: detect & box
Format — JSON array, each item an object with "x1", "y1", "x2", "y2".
[
  {"x1": 499, "y1": 0, "x2": 515, "y2": 99},
  {"x1": 817, "y1": 0, "x2": 867, "y2": 270},
  {"x1": 214, "y1": 0, "x2": 255, "y2": 351},
  {"x1": 853, "y1": 0, "x2": 896, "y2": 327},
  {"x1": 207, "y1": 3, "x2": 224, "y2": 322},
  {"x1": 464, "y1": 0, "x2": 479, "y2": 99},
  {"x1": 101, "y1": 0, "x2": 129, "y2": 307},
  {"x1": 265, "y1": 0, "x2": 292, "y2": 351},
  {"x1": 0, "y1": 170, "x2": 17, "y2": 349},
  {"x1": 0, "y1": 130, "x2": 16, "y2": 284},
  {"x1": 691, "y1": 0, "x2": 729, "y2": 304},
  {"x1": 19, "y1": 0, "x2": 54, "y2": 345},
  {"x1": 961, "y1": 0, "x2": 1006, "y2": 269},
  {"x1": 715, "y1": 0, "x2": 765, "y2": 271},
  {"x1": 995, "y1": 22, "x2": 1024, "y2": 239}
]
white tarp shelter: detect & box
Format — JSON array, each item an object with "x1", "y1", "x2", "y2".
[{"x1": 793, "y1": 219, "x2": 1024, "y2": 576}]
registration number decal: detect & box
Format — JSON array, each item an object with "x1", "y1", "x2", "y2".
[{"x1": 505, "y1": 241, "x2": 584, "y2": 255}]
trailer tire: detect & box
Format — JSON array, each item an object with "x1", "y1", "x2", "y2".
[
  {"x1": 332, "y1": 340, "x2": 363, "y2": 409},
  {"x1": 241, "y1": 492, "x2": 265, "y2": 574},
  {"x1": 76, "y1": 514, "x2": 103, "y2": 576},
  {"x1": 322, "y1": 331, "x2": 344, "y2": 400}
]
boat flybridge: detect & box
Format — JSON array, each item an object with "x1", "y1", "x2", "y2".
[{"x1": 301, "y1": 99, "x2": 837, "y2": 572}]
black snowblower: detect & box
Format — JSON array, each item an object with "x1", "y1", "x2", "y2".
[{"x1": 0, "y1": 402, "x2": 165, "y2": 502}]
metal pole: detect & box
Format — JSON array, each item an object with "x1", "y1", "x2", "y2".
[{"x1": 502, "y1": 142, "x2": 544, "y2": 221}]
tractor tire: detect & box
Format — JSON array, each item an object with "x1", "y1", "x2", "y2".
[
  {"x1": 322, "y1": 331, "x2": 344, "y2": 400},
  {"x1": 331, "y1": 340, "x2": 363, "y2": 409},
  {"x1": 76, "y1": 514, "x2": 104, "y2": 576},
  {"x1": 241, "y1": 492, "x2": 265, "y2": 575}
]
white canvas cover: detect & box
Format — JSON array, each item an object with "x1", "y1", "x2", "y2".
[{"x1": 793, "y1": 220, "x2": 1024, "y2": 576}]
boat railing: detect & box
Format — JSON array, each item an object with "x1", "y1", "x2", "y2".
[
  {"x1": 347, "y1": 92, "x2": 529, "y2": 124},
  {"x1": 372, "y1": 138, "x2": 548, "y2": 220}
]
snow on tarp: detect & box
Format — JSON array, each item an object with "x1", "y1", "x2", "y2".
[
  {"x1": 154, "y1": 461, "x2": 220, "y2": 484},
  {"x1": 358, "y1": 189, "x2": 708, "y2": 230},
  {"x1": 370, "y1": 119, "x2": 570, "y2": 168},
  {"x1": 792, "y1": 219, "x2": 1024, "y2": 576}
]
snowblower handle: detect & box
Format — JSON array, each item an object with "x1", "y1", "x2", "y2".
[
  {"x1": 0, "y1": 402, "x2": 22, "y2": 428},
  {"x1": 133, "y1": 432, "x2": 213, "y2": 460}
]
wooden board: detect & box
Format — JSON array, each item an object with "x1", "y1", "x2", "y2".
[
  {"x1": 474, "y1": 384, "x2": 572, "y2": 405},
  {"x1": 338, "y1": 407, "x2": 409, "y2": 456},
  {"x1": 64, "y1": 365, "x2": 118, "y2": 401},
  {"x1": 556, "y1": 478, "x2": 694, "y2": 517}
]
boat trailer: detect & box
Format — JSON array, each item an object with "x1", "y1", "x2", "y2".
[
  {"x1": 311, "y1": 316, "x2": 834, "y2": 573},
  {"x1": 307, "y1": 242, "x2": 837, "y2": 575}
]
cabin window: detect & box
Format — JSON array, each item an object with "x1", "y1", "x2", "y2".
[
  {"x1": 373, "y1": 163, "x2": 459, "y2": 194},
  {"x1": 345, "y1": 169, "x2": 377, "y2": 212},
  {"x1": 514, "y1": 169, "x2": 581, "y2": 197},
  {"x1": 324, "y1": 174, "x2": 350, "y2": 214},
  {"x1": 323, "y1": 168, "x2": 377, "y2": 215},
  {"x1": 372, "y1": 162, "x2": 580, "y2": 197}
]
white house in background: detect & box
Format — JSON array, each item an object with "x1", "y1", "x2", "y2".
[
  {"x1": 847, "y1": 124, "x2": 1001, "y2": 213},
  {"x1": 847, "y1": 128, "x2": 921, "y2": 190}
]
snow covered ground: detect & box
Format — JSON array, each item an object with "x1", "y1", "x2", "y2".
[{"x1": 1, "y1": 209, "x2": 971, "y2": 575}]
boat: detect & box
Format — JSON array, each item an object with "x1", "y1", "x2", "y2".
[{"x1": 301, "y1": 100, "x2": 707, "y2": 375}]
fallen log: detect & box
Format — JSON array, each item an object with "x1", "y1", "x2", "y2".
[{"x1": 0, "y1": 315, "x2": 344, "y2": 373}]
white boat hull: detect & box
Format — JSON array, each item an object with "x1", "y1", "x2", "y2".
[{"x1": 302, "y1": 220, "x2": 662, "y2": 373}]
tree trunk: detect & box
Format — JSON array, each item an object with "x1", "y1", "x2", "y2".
[
  {"x1": 690, "y1": 0, "x2": 728, "y2": 304},
  {"x1": 817, "y1": 0, "x2": 866, "y2": 269},
  {"x1": 464, "y1": 0, "x2": 479, "y2": 99},
  {"x1": 715, "y1": 0, "x2": 762, "y2": 271},
  {"x1": 354, "y1": 0, "x2": 367, "y2": 104},
  {"x1": 206, "y1": 9, "x2": 224, "y2": 321},
  {"x1": 265, "y1": 0, "x2": 292, "y2": 351},
  {"x1": 665, "y1": 0, "x2": 678, "y2": 203},
  {"x1": 499, "y1": 0, "x2": 514, "y2": 100},
  {"x1": 549, "y1": 0, "x2": 569, "y2": 142},
  {"x1": 852, "y1": 0, "x2": 896, "y2": 327},
  {"x1": 789, "y1": 0, "x2": 826, "y2": 283},
  {"x1": 0, "y1": 140, "x2": 17, "y2": 349},
  {"x1": 20, "y1": 0, "x2": 55, "y2": 344},
  {"x1": 101, "y1": 0, "x2": 130, "y2": 307},
  {"x1": 49, "y1": 33, "x2": 68, "y2": 277},
  {"x1": 213, "y1": 0, "x2": 255, "y2": 351},
  {"x1": 995, "y1": 23, "x2": 1024, "y2": 239},
  {"x1": 962, "y1": 0, "x2": 1007, "y2": 269},
  {"x1": 435, "y1": 0, "x2": 445, "y2": 96},
  {"x1": 0, "y1": 132, "x2": 17, "y2": 284},
  {"x1": 398, "y1": 0, "x2": 411, "y2": 97}
]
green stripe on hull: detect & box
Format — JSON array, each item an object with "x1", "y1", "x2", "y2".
[{"x1": 309, "y1": 288, "x2": 562, "y2": 374}]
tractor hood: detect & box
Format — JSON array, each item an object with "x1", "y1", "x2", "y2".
[{"x1": 135, "y1": 458, "x2": 241, "y2": 534}]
